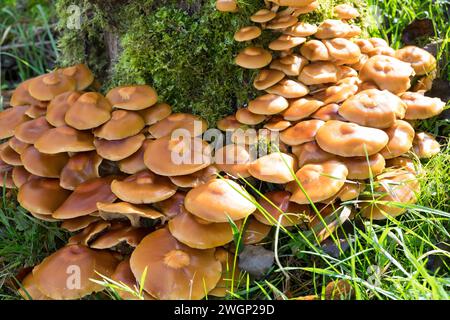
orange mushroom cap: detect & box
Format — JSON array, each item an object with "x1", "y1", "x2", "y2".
[
  {"x1": 46, "y1": 91, "x2": 82, "y2": 127},
  {"x1": 21, "y1": 145, "x2": 69, "y2": 178},
  {"x1": 60, "y1": 151, "x2": 102, "y2": 190},
  {"x1": 58, "y1": 64, "x2": 94, "y2": 90},
  {"x1": 94, "y1": 133, "x2": 146, "y2": 161},
  {"x1": 0, "y1": 105, "x2": 30, "y2": 140},
  {"x1": 65, "y1": 92, "x2": 112, "y2": 130},
  {"x1": 94, "y1": 110, "x2": 145, "y2": 140},
  {"x1": 28, "y1": 72, "x2": 76, "y2": 101},
  {"x1": 34, "y1": 126, "x2": 95, "y2": 154},
  {"x1": 106, "y1": 85, "x2": 158, "y2": 111}
]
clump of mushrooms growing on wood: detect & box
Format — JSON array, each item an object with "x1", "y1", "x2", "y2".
[{"x1": 0, "y1": 1, "x2": 446, "y2": 300}]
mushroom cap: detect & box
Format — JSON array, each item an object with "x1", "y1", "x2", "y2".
[
  {"x1": 254, "y1": 190, "x2": 310, "y2": 226},
  {"x1": 67, "y1": 220, "x2": 113, "y2": 246},
  {"x1": 354, "y1": 39, "x2": 375, "y2": 54},
  {"x1": 280, "y1": 120, "x2": 324, "y2": 146},
  {"x1": 130, "y1": 228, "x2": 221, "y2": 300},
  {"x1": 316, "y1": 120, "x2": 389, "y2": 157},
  {"x1": 284, "y1": 22, "x2": 317, "y2": 37},
  {"x1": 380, "y1": 120, "x2": 415, "y2": 159},
  {"x1": 235, "y1": 108, "x2": 266, "y2": 125},
  {"x1": 368, "y1": 46, "x2": 396, "y2": 57},
  {"x1": 413, "y1": 132, "x2": 440, "y2": 159},
  {"x1": 118, "y1": 139, "x2": 152, "y2": 174},
  {"x1": 241, "y1": 216, "x2": 272, "y2": 245},
  {"x1": 386, "y1": 157, "x2": 417, "y2": 174},
  {"x1": 14, "y1": 117, "x2": 53, "y2": 144},
  {"x1": 266, "y1": 79, "x2": 309, "y2": 99},
  {"x1": 235, "y1": 47, "x2": 272, "y2": 69},
  {"x1": 315, "y1": 19, "x2": 353, "y2": 39},
  {"x1": 269, "y1": 35, "x2": 306, "y2": 51},
  {"x1": 185, "y1": 178, "x2": 256, "y2": 223},
  {"x1": 292, "y1": 141, "x2": 336, "y2": 167},
  {"x1": 97, "y1": 201, "x2": 163, "y2": 227},
  {"x1": 21, "y1": 145, "x2": 69, "y2": 178},
  {"x1": 18, "y1": 178, "x2": 71, "y2": 215},
  {"x1": 216, "y1": 0, "x2": 238, "y2": 12},
  {"x1": 144, "y1": 135, "x2": 212, "y2": 176},
  {"x1": 106, "y1": 85, "x2": 158, "y2": 110},
  {"x1": 266, "y1": 14, "x2": 298, "y2": 30},
  {"x1": 339, "y1": 89, "x2": 407, "y2": 128},
  {"x1": 323, "y1": 38, "x2": 361, "y2": 61},
  {"x1": 34, "y1": 126, "x2": 95, "y2": 154},
  {"x1": 154, "y1": 191, "x2": 186, "y2": 219},
  {"x1": 217, "y1": 115, "x2": 243, "y2": 132},
  {"x1": 8, "y1": 137, "x2": 29, "y2": 155},
  {"x1": 361, "y1": 171, "x2": 419, "y2": 219},
  {"x1": 61, "y1": 215, "x2": 101, "y2": 232},
  {"x1": 0, "y1": 144, "x2": 22, "y2": 166},
  {"x1": 214, "y1": 143, "x2": 252, "y2": 178},
  {"x1": 25, "y1": 105, "x2": 47, "y2": 119},
  {"x1": 322, "y1": 181, "x2": 365, "y2": 203},
  {"x1": 53, "y1": 176, "x2": 117, "y2": 219},
  {"x1": 94, "y1": 110, "x2": 145, "y2": 140},
  {"x1": 288, "y1": 160, "x2": 348, "y2": 204},
  {"x1": 60, "y1": 151, "x2": 102, "y2": 190},
  {"x1": 314, "y1": 81, "x2": 359, "y2": 105},
  {"x1": 333, "y1": 4, "x2": 359, "y2": 19},
  {"x1": 250, "y1": 9, "x2": 276, "y2": 23},
  {"x1": 0, "y1": 105, "x2": 30, "y2": 139},
  {"x1": 94, "y1": 133, "x2": 146, "y2": 161},
  {"x1": 311, "y1": 103, "x2": 346, "y2": 121},
  {"x1": 65, "y1": 92, "x2": 112, "y2": 130},
  {"x1": 209, "y1": 248, "x2": 240, "y2": 297},
  {"x1": 298, "y1": 62, "x2": 340, "y2": 85},
  {"x1": 300, "y1": 40, "x2": 330, "y2": 61},
  {"x1": 18, "y1": 272, "x2": 50, "y2": 300},
  {"x1": 111, "y1": 171, "x2": 177, "y2": 204},
  {"x1": 169, "y1": 207, "x2": 237, "y2": 249},
  {"x1": 359, "y1": 55, "x2": 414, "y2": 94},
  {"x1": 138, "y1": 102, "x2": 172, "y2": 125},
  {"x1": 248, "y1": 94, "x2": 289, "y2": 115},
  {"x1": 32, "y1": 244, "x2": 118, "y2": 300},
  {"x1": 90, "y1": 226, "x2": 148, "y2": 250},
  {"x1": 270, "y1": 54, "x2": 308, "y2": 76},
  {"x1": 12, "y1": 166, "x2": 36, "y2": 188},
  {"x1": 401, "y1": 92, "x2": 445, "y2": 120},
  {"x1": 234, "y1": 26, "x2": 261, "y2": 42},
  {"x1": 10, "y1": 79, "x2": 47, "y2": 108},
  {"x1": 248, "y1": 152, "x2": 297, "y2": 184},
  {"x1": 341, "y1": 153, "x2": 386, "y2": 179},
  {"x1": 263, "y1": 116, "x2": 292, "y2": 132},
  {"x1": 292, "y1": 0, "x2": 319, "y2": 15},
  {"x1": 148, "y1": 113, "x2": 207, "y2": 139},
  {"x1": 395, "y1": 46, "x2": 436, "y2": 75},
  {"x1": 111, "y1": 258, "x2": 154, "y2": 300},
  {"x1": 59, "y1": 64, "x2": 94, "y2": 90},
  {"x1": 253, "y1": 69, "x2": 285, "y2": 91},
  {"x1": 28, "y1": 72, "x2": 76, "y2": 101},
  {"x1": 282, "y1": 98, "x2": 324, "y2": 121},
  {"x1": 169, "y1": 165, "x2": 218, "y2": 188},
  {"x1": 46, "y1": 91, "x2": 82, "y2": 127}
]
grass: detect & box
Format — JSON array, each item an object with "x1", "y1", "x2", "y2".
[{"x1": 0, "y1": 0, "x2": 449, "y2": 300}]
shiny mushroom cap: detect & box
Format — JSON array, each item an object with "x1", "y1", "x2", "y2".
[
  {"x1": 300, "y1": 40, "x2": 330, "y2": 61},
  {"x1": 266, "y1": 79, "x2": 309, "y2": 99},
  {"x1": 28, "y1": 72, "x2": 76, "y2": 101},
  {"x1": 266, "y1": 14, "x2": 298, "y2": 30},
  {"x1": 234, "y1": 26, "x2": 261, "y2": 42},
  {"x1": 214, "y1": 143, "x2": 252, "y2": 178},
  {"x1": 90, "y1": 225, "x2": 148, "y2": 250},
  {"x1": 106, "y1": 85, "x2": 158, "y2": 110},
  {"x1": 315, "y1": 120, "x2": 389, "y2": 157},
  {"x1": 148, "y1": 113, "x2": 207, "y2": 139},
  {"x1": 58, "y1": 64, "x2": 94, "y2": 90},
  {"x1": 401, "y1": 92, "x2": 445, "y2": 120},
  {"x1": 46, "y1": 91, "x2": 82, "y2": 127},
  {"x1": 34, "y1": 126, "x2": 95, "y2": 154},
  {"x1": 21, "y1": 145, "x2": 69, "y2": 178},
  {"x1": 292, "y1": 141, "x2": 336, "y2": 167},
  {"x1": 60, "y1": 151, "x2": 102, "y2": 190},
  {"x1": 65, "y1": 92, "x2": 112, "y2": 130},
  {"x1": 282, "y1": 98, "x2": 324, "y2": 121},
  {"x1": 235, "y1": 108, "x2": 267, "y2": 125},
  {"x1": 94, "y1": 133, "x2": 146, "y2": 161},
  {"x1": 185, "y1": 178, "x2": 256, "y2": 223},
  {"x1": 280, "y1": 120, "x2": 325, "y2": 146},
  {"x1": 169, "y1": 165, "x2": 218, "y2": 188},
  {"x1": 235, "y1": 47, "x2": 272, "y2": 69},
  {"x1": 248, "y1": 94, "x2": 289, "y2": 115},
  {"x1": 359, "y1": 55, "x2": 414, "y2": 94},
  {"x1": 248, "y1": 152, "x2": 297, "y2": 184},
  {"x1": 111, "y1": 171, "x2": 177, "y2": 204},
  {"x1": 97, "y1": 201, "x2": 163, "y2": 227},
  {"x1": 270, "y1": 54, "x2": 308, "y2": 76},
  {"x1": 0, "y1": 105, "x2": 30, "y2": 140},
  {"x1": 269, "y1": 35, "x2": 306, "y2": 51},
  {"x1": 380, "y1": 120, "x2": 415, "y2": 159},
  {"x1": 94, "y1": 110, "x2": 145, "y2": 140},
  {"x1": 323, "y1": 38, "x2": 361, "y2": 63},
  {"x1": 250, "y1": 9, "x2": 276, "y2": 23},
  {"x1": 10, "y1": 79, "x2": 47, "y2": 108},
  {"x1": 315, "y1": 19, "x2": 353, "y2": 39},
  {"x1": 139, "y1": 102, "x2": 172, "y2": 125},
  {"x1": 14, "y1": 116, "x2": 53, "y2": 144},
  {"x1": 292, "y1": 0, "x2": 319, "y2": 15},
  {"x1": 395, "y1": 46, "x2": 436, "y2": 75},
  {"x1": 339, "y1": 89, "x2": 407, "y2": 128},
  {"x1": 253, "y1": 69, "x2": 285, "y2": 91},
  {"x1": 284, "y1": 22, "x2": 317, "y2": 37},
  {"x1": 333, "y1": 4, "x2": 359, "y2": 19},
  {"x1": 216, "y1": 0, "x2": 238, "y2": 12},
  {"x1": 413, "y1": 132, "x2": 440, "y2": 159},
  {"x1": 18, "y1": 272, "x2": 50, "y2": 300},
  {"x1": 298, "y1": 62, "x2": 340, "y2": 85},
  {"x1": 130, "y1": 228, "x2": 221, "y2": 300},
  {"x1": 32, "y1": 244, "x2": 118, "y2": 299},
  {"x1": 341, "y1": 153, "x2": 386, "y2": 180},
  {"x1": 118, "y1": 139, "x2": 152, "y2": 175}
]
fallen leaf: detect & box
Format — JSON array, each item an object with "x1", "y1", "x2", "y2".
[{"x1": 238, "y1": 245, "x2": 274, "y2": 279}]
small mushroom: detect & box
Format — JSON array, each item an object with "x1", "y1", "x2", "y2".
[
  {"x1": 67, "y1": 220, "x2": 113, "y2": 246},
  {"x1": 401, "y1": 92, "x2": 445, "y2": 120},
  {"x1": 412, "y1": 132, "x2": 440, "y2": 158},
  {"x1": 315, "y1": 19, "x2": 353, "y2": 39},
  {"x1": 216, "y1": 0, "x2": 238, "y2": 12},
  {"x1": 111, "y1": 171, "x2": 177, "y2": 204},
  {"x1": 300, "y1": 40, "x2": 330, "y2": 61},
  {"x1": 263, "y1": 116, "x2": 292, "y2": 131},
  {"x1": 214, "y1": 143, "x2": 252, "y2": 178},
  {"x1": 148, "y1": 113, "x2": 207, "y2": 139},
  {"x1": 34, "y1": 126, "x2": 95, "y2": 154},
  {"x1": 241, "y1": 217, "x2": 272, "y2": 245},
  {"x1": 266, "y1": 79, "x2": 309, "y2": 99},
  {"x1": 130, "y1": 228, "x2": 222, "y2": 300},
  {"x1": 94, "y1": 133, "x2": 146, "y2": 161},
  {"x1": 118, "y1": 139, "x2": 152, "y2": 174},
  {"x1": 106, "y1": 85, "x2": 158, "y2": 111},
  {"x1": 266, "y1": 14, "x2": 298, "y2": 30},
  {"x1": 65, "y1": 92, "x2": 112, "y2": 130},
  {"x1": 0, "y1": 144, "x2": 22, "y2": 166},
  {"x1": 184, "y1": 178, "x2": 256, "y2": 223},
  {"x1": 12, "y1": 166, "x2": 36, "y2": 188},
  {"x1": 250, "y1": 9, "x2": 276, "y2": 23},
  {"x1": 288, "y1": 160, "x2": 348, "y2": 204},
  {"x1": 386, "y1": 157, "x2": 417, "y2": 174},
  {"x1": 359, "y1": 55, "x2": 414, "y2": 94},
  {"x1": 0, "y1": 106, "x2": 30, "y2": 139},
  {"x1": 248, "y1": 94, "x2": 289, "y2": 115},
  {"x1": 10, "y1": 79, "x2": 47, "y2": 108},
  {"x1": 315, "y1": 120, "x2": 389, "y2": 157},
  {"x1": 169, "y1": 165, "x2": 218, "y2": 188},
  {"x1": 368, "y1": 46, "x2": 396, "y2": 57},
  {"x1": 94, "y1": 110, "x2": 145, "y2": 140},
  {"x1": 253, "y1": 69, "x2": 285, "y2": 91},
  {"x1": 52, "y1": 176, "x2": 117, "y2": 219},
  {"x1": 18, "y1": 272, "x2": 50, "y2": 300},
  {"x1": 32, "y1": 244, "x2": 118, "y2": 299},
  {"x1": 60, "y1": 151, "x2": 102, "y2": 190},
  {"x1": 280, "y1": 119, "x2": 325, "y2": 146},
  {"x1": 139, "y1": 102, "x2": 172, "y2": 125},
  {"x1": 380, "y1": 120, "x2": 415, "y2": 159},
  {"x1": 235, "y1": 47, "x2": 272, "y2": 69},
  {"x1": 235, "y1": 108, "x2": 267, "y2": 125},
  {"x1": 234, "y1": 26, "x2": 261, "y2": 42},
  {"x1": 111, "y1": 258, "x2": 154, "y2": 300},
  {"x1": 270, "y1": 54, "x2": 308, "y2": 76},
  {"x1": 90, "y1": 226, "x2": 148, "y2": 251},
  {"x1": 292, "y1": 141, "x2": 336, "y2": 167},
  {"x1": 395, "y1": 46, "x2": 436, "y2": 75},
  {"x1": 217, "y1": 115, "x2": 243, "y2": 132},
  {"x1": 25, "y1": 105, "x2": 47, "y2": 119},
  {"x1": 28, "y1": 72, "x2": 76, "y2": 101},
  {"x1": 58, "y1": 64, "x2": 94, "y2": 90},
  {"x1": 298, "y1": 62, "x2": 340, "y2": 85},
  {"x1": 14, "y1": 117, "x2": 53, "y2": 144},
  {"x1": 61, "y1": 215, "x2": 101, "y2": 232},
  {"x1": 253, "y1": 190, "x2": 310, "y2": 226},
  {"x1": 323, "y1": 38, "x2": 361, "y2": 63},
  {"x1": 341, "y1": 153, "x2": 386, "y2": 180},
  {"x1": 292, "y1": 1, "x2": 319, "y2": 15},
  {"x1": 154, "y1": 191, "x2": 186, "y2": 219},
  {"x1": 284, "y1": 22, "x2": 317, "y2": 37},
  {"x1": 21, "y1": 145, "x2": 69, "y2": 178},
  {"x1": 248, "y1": 152, "x2": 297, "y2": 183},
  {"x1": 209, "y1": 249, "x2": 240, "y2": 297},
  {"x1": 282, "y1": 98, "x2": 324, "y2": 121},
  {"x1": 269, "y1": 35, "x2": 306, "y2": 51},
  {"x1": 46, "y1": 91, "x2": 82, "y2": 127},
  {"x1": 333, "y1": 4, "x2": 359, "y2": 20},
  {"x1": 97, "y1": 201, "x2": 163, "y2": 227}
]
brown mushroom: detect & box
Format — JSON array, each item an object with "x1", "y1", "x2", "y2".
[
  {"x1": 235, "y1": 47, "x2": 272, "y2": 69},
  {"x1": 65, "y1": 92, "x2": 112, "y2": 130},
  {"x1": 235, "y1": 108, "x2": 267, "y2": 125},
  {"x1": 292, "y1": 1, "x2": 319, "y2": 15},
  {"x1": 214, "y1": 143, "x2": 252, "y2": 178},
  {"x1": 61, "y1": 215, "x2": 101, "y2": 232},
  {"x1": 28, "y1": 72, "x2": 76, "y2": 101},
  {"x1": 311, "y1": 103, "x2": 344, "y2": 121},
  {"x1": 234, "y1": 26, "x2": 261, "y2": 42},
  {"x1": 266, "y1": 14, "x2": 298, "y2": 30},
  {"x1": 58, "y1": 64, "x2": 94, "y2": 90},
  {"x1": 412, "y1": 132, "x2": 440, "y2": 158},
  {"x1": 14, "y1": 117, "x2": 53, "y2": 144},
  {"x1": 341, "y1": 153, "x2": 386, "y2": 179},
  {"x1": 139, "y1": 102, "x2": 172, "y2": 125},
  {"x1": 11, "y1": 166, "x2": 36, "y2": 188},
  {"x1": 241, "y1": 216, "x2": 272, "y2": 245},
  {"x1": 94, "y1": 110, "x2": 145, "y2": 140},
  {"x1": 0, "y1": 144, "x2": 22, "y2": 166},
  {"x1": 0, "y1": 105, "x2": 30, "y2": 139},
  {"x1": 94, "y1": 134, "x2": 146, "y2": 161},
  {"x1": 380, "y1": 120, "x2": 415, "y2": 159},
  {"x1": 300, "y1": 40, "x2": 330, "y2": 61},
  {"x1": 208, "y1": 249, "x2": 240, "y2": 297},
  {"x1": 248, "y1": 94, "x2": 289, "y2": 115},
  {"x1": 90, "y1": 226, "x2": 148, "y2": 251},
  {"x1": 169, "y1": 165, "x2": 218, "y2": 188},
  {"x1": 10, "y1": 79, "x2": 47, "y2": 108},
  {"x1": 250, "y1": 9, "x2": 276, "y2": 23},
  {"x1": 25, "y1": 105, "x2": 47, "y2": 119},
  {"x1": 269, "y1": 35, "x2": 306, "y2": 51},
  {"x1": 111, "y1": 258, "x2": 154, "y2": 300},
  {"x1": 395, "y1": 46, "x2": 436, "y2": 75},
  {"x1": 106, "y1": 85, "x2": 158, "y2": 111},
  {"x1": 333, "y1": 4, "x2": 359, "y2": 20},
  {"x1": 46, "y1": 91, "x2": 82, "y2": 127},
  {"x1": 253, "y1": 69, "x2": 285, "y2": 91},
  {"x1": 315, "y1": 19, "x2": 353, "y2": 39},
  {"x1": 266, "y1": 79, "x2": 309, "y2": 99},
  {"x1": 248, "y1": 152, "x2": 297, "y2": 183},
  {"x1": 118, "y1": 139, "x2": 152, "y2": 175},
  {"x1": 97, "y1": 201, "x2": 163, "y2": 227},
  {"x1": 292, "y1": 141, "x2": 336, "y2": 167},
  {"x1": 280, "y1": 120, "x2": 325, "y2": 146},
  {"x1": 298, "y1": 62, "x2": 340, "y2": 85},
  {"x1": 34, "y1": 126, "x2": 95, "y2": 154},
  {"x1": 154, "y1": 191, "x2": 186, "y2": 219},
  {"x1": 282, "y1": 98, "x2": 324, "y2": 121},
  {"x1": 18, "y1": 272, "x2": 50, "y2": 300},
  {"x1": 270, "y1": 54, "x2": 308, "y2": 76},
  {"x1": 21, "y1": 145, "x2": 69, "y2": 178},
  {"x1": 60, "y1": 151, "x2": 102, "y2": 190},
  {"x1": 401, "y1": 92, "x2": 445, "y2": 120},
  {"x1": 216, "y1": 0, "x2": 238, "y2": 12},
  {"x1": 284, "y1": 22, "x2": 317, "y2": 37},
  {"x1": 323, "y1": 38, "x2": 361, "y2": 63},
  {"x1": 148, "y1": 113, "x2": 207, "y2": 139}
]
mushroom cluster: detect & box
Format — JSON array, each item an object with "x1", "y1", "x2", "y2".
[{"x1": 1, "y1": 1, "x2": 446, "y2": 301}]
